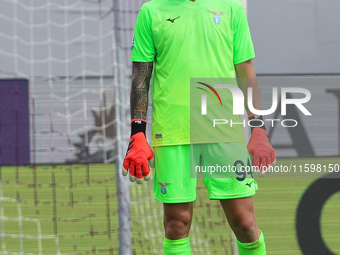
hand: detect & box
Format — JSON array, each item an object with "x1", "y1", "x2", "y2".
[
  {"x1": 247, "y1": 128, "x2": 276, "y2": 172},
  {"x1": 122, "y1": 132, "x2": 154, "y2": 184}
]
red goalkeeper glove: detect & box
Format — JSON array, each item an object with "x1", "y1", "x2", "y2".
[
  {"x1": 247, "y1": 115, "x2": 276, "y2": 171},
  {"x1": 122, "y1": 120, "x2": 154, "y2": 184}
]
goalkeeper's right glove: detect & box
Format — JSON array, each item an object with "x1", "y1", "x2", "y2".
[
  {"x1": 122, "y1": 119, "x2": 154, "y2": 184},
  {"x1": 247, "y1": 115, "x2": 276, "y2": 172}
]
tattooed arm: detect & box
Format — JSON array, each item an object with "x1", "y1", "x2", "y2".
[
  {"x1": 122, "y1": 61, "x2": 154, "y2": 183},
  {"x1": 130, "y1": 61, "x2": 154, "y2": 120}
]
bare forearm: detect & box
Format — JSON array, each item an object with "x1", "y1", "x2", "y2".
[
  {"x1": 130, "y1": 62, "x2": 153, "y2": 119},
  {"x1": 235, "y1": 59, "x2": 261, "y2": 115}
]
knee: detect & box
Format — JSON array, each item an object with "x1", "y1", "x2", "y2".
[
  {"x1": 232, "y1": 213, "x2": 259, "y2": 242},
  {"x1": 164, "y1": 211, "x2": 191, "y2": 238},
  {"x1": 236, "y1": 216, "x2": 257, "y2": 234}
]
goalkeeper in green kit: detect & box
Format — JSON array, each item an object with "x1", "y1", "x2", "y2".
[{"x1": 123, "y1": 0, "x2": 276, "y2": 254}]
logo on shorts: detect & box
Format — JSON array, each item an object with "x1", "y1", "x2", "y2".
[
  {"x1": 158, "y1": 182, "x2": 171, "y2": 194},
  {"x1": 207, "y1": 10, "x2": 226, "y2": 24},
  {"x1": 246, "y1": 180, "x2": 254, "y2": 187}
]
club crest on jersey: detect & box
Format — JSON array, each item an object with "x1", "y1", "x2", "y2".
[
  {"x1": 208, "y1": 10, "x2": 226, "y2": 24},
  {"x1": 158, "y1": 182, "x2": 171, "y2": 195}
]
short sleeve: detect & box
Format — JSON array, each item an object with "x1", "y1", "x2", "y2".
[
  {"x1": 131, "y1": 5, "x2": 156, "y2": 62},
  {"x1": 233, "y1": 6, "x2": 255, "y2": 65}
]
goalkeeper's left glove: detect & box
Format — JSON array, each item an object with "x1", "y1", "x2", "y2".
[{"x1": 247, "y1": 115, "x2": 276, "y2": 172}]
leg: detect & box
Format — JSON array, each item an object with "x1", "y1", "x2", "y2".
[
  {"x1": 220, "y1": 197, "x2": 259, "y2": 243},
  {"x1": 201, "y1": 143, "x2": 266, "y2": 254},
  {"x1": 163, "y1": 202, "x2": 193, "y2": 239},
  {"x1": 162, "y1": 202, "x2": 193, "y2": 254},
  {"x1": 220, "y1": 197, "x2": 266, "y2": 254},
  {"x1": 153, "y1": 145, "x2": 197, "y2": 254}
]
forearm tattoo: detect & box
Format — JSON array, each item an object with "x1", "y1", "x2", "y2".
[{"x1": 130, "y1": 62, "x2": 153, "y2": 120}]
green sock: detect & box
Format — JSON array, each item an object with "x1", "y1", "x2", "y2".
[
  {"x1": 163, "y1": 236, "x2": 191, "y2": 255},
  {"x1": 237, "y1": 230, "x2": 266, "y2": 255}
]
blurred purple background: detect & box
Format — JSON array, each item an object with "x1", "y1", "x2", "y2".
[{"x1": 0, "y1": 79, "x2": 29, "y2": 165}]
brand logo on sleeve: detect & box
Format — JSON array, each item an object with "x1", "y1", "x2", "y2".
[{"x1": 131, "y1": 35, "x2": 135, "y2": 51}]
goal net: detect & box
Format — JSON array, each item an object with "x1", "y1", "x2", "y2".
[{"x1": 0, "y1": 0, "x2": 237, "y2": 254}]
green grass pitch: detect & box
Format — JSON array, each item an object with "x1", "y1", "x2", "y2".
[
  {"x1": 0, "y1": 164, "x2": 119, "y2": 254},
  {"x1": 0, "y1": 158, "x2": 339, "y2": 254}
]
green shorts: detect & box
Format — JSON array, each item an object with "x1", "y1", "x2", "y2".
[{"x1": 154, "y1": 143, "x2": 258, "y2": 203}]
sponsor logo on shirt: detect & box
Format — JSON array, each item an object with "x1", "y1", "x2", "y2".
[{"x1": 166, "y1": 16, "x2": 180, "y2": 23}]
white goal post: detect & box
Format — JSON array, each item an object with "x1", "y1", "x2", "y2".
[{"x1": 232, "y1": 1, "x2": 247, "y2": 254}]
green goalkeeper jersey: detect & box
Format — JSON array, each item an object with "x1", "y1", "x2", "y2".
[{"x1": 131, "y1": 0, "x2": 255, "y2": 147}]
